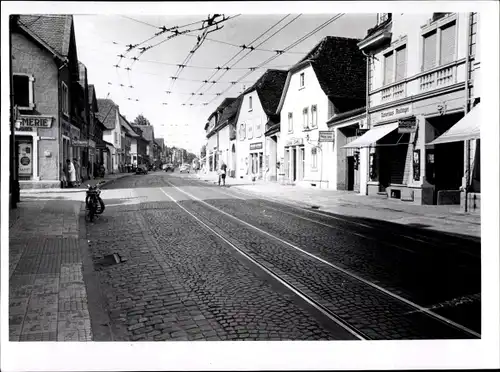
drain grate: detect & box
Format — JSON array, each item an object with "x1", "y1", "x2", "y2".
[{"x1": 94, "y1": 253, "x2": 126, "y2": 270}]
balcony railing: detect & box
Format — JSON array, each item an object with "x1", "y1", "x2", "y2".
[
  {"x1": 419, "y1": 64, "x2": 455, "y2": 92},
  {"x1": 381, "y1": 81, "x2": 406, "y2": 102}
]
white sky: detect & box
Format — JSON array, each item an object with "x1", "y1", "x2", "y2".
[{"x1": 73, "y1": 13, "x2": 377, "y2": 154}]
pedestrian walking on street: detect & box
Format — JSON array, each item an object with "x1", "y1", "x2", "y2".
[
  {"x1": 73, "y1": 158, "x2": 81, "y2": 186},
  {"x1": 219, "y1": 162, "x2": 227, "y2": 186},
  {"x1": 66, "y1": 159, "x2": 76, "y2": 188},
  {"x1": 60, "y1": 162, "x2": 67, "y2": 188}
]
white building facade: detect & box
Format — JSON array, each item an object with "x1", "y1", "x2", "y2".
[
  {"x1": 102, "y1": 107, "x2": 123, "y2": 174},
  {"x1": 352, "y1": 12, "x2": 480, "y2": 207}
]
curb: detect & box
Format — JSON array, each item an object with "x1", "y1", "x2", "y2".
[{"x1": 78, "y1": 203, "x2": 115, "y2": 341}]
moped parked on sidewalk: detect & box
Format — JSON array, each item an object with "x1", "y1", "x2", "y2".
[{"x1": 85, "y1": 181, "x2": 105, "y2": 222}]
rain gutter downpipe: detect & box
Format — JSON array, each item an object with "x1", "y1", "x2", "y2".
[
  {"x1": 464, "y1": 12, "x2": 472, "y2": 212},
  {"x1": 362, "y1": 49, "x2": 371, "y2": 196}
]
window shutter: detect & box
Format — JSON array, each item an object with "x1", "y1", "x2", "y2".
[
  {"x1": 13, "y1": 75, "x2": 30, "y2": 107},
  {"x1": 423, "y1": 31, "x2": 437, "y2": 70},
  {"x1": 384, "y1": 53, "x2": 394, "y2": 85},
  {"x1": 440, "y1": 22, "x2": 456, "y2": 65},
  {"x1": 395, "y1": 46, "x2": 407, "y2": 81}
]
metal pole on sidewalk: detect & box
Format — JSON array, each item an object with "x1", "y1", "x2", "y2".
[
  {"x1": 10, "y1": 15, "x2": 20, "y2": 208},
  {"x1": 463, "y1": 12, "x2": 472, "y2": 213}
]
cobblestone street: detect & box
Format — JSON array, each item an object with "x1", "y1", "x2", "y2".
[{"x1": 73, "y1": 171, "x2": 481, "y2": 341}]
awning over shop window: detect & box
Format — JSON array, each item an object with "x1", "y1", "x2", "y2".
[
  {"x1": 342, "y1": 123, "x2": 398, "y2": 148},
  {"x1": 428, "y1": 104, "x2": 481, "y2": 145}
]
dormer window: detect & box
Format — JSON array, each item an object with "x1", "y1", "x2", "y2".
[{"x1": 377, "y1": 13, "x2": 391, "y2": 25}]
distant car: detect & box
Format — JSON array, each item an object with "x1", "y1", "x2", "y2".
[
  {"x1": 135, "y1": 164, "x2": 148, "y2": 175},
  {"x1": 179, "y1": 164, "x2": 190, "y2": 173},
  {"x1": 164, "y1": 163, "x2": 175, "y2": 172}
]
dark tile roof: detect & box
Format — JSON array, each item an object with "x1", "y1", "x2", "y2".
[
  {"x1": 18, "y1": 15, "x2": 73, "y2": 58},
  {"x1": 155, "y1": 138, "x2": 165, "y2": 148},
  {"x1": 119, "y1": 114, "x2": 138, "y2": 137},
  {"x1": 217, "y1": 96, "x2": 243, "y2": 127},
  {"x1": 134, "y1": 125, "x2": 154, "y2": 142},
  {"x1": 88, "y1": 85, "x2": 96, "y2": 107},
  {"x1": 297, "y1": 36, "x2": 366, "y2": 100},
  {"x1": 244, "y1": 69, "x2": 288, "y2": 117},
  {"x1": 327, "y1": 106, "x2": 366, "y2": 124},
  {"x1": 96, "y1": 99, "x2": 117, "y2": 130}
]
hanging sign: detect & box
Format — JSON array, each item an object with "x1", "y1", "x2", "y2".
[
  {"x1": 285, "y1": 138, "x2": 304, "y2": 147},
  {"x1": 250, "y1": 142, "x2": 263, "y2": 150},
  {"x1": 19, "y1": 115, "x2": 53, "y2": 128},
  {"x1": 319, "y1": 131, "x2": 335, "y2": 142},
  {"x1": 72, "y1": 140, "x2": 88, "y2": 147},
  {"x1": 398, "y1": 116, "x2": 417, "y2": 133},
  {"x1": 18, "y1": 142, "x2": 33, "y2": 175}
]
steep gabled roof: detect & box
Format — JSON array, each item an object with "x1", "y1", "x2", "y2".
[
  {"x1": 17, "y1": 15, "x2": 74, "y2": 59},
  {"x1": 134, "y1": 125, "x2": 154, "y2": 142},
  {"x1": 119, "y1": 114, "x2": 138, "y2": 137},
  {"x1": 217, "y1": 95, "x2": 243, "y2": 128},
  {"x1": 88, "y1": 84, "x2": 98, "y2": 112},
  {"x1": 277, "y1": 36, "x2": 366, "y2": 113},
  {"x1": 244, "y1": 69, "x2": 288, "y2": 116},
  {"x1": 155, "y1": 138, "x2": 165, "y2": 148},
  {"x1": 96, "y1": 99, "x2": 118, "y2": 130}
]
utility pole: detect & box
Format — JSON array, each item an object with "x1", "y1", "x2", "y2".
[{"x1": 10, "y1": 15, "x2": 20, "y2": 208}]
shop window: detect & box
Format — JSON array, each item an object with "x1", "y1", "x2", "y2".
[
  {"x1": 311, "y1": 147, "x2": 318, "y2": 169},
  {"x1": 302, "y1": 107, "x2": 309, "y2": 129},
  {"x1": 299, "y1": 72, "x2": 305, "y2": 88},
  {"x1": 13, "y1": 74, "x2": 34, "y2": 109},
  {"x1": 288, "y1": 112, "x2": 293, "y2": 133},
  {"x1": 311, "y1": 105, "x2": 318, "y2": 128},
  {"x1": 61, "y1": 82, "x2": 69, "y2": 115}
]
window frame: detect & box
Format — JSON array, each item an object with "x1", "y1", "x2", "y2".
[
  {"x1": 287, "y1": 112, "x2": 293, "y2": 133},
  {"x1": 311, "y1": 147, "x2": 318, "y2": 170},
  {"x1": 299, "y1": 72, "x2": 305, "y2": 88},
  {"x1": 381, "y1": 37, "x2": 407, "y2": 86},
  {"x1": 249, "y1": 96, "x2": 253, "y2": 111},
  {"x1": 311, "y1": 105, "x2": 318, "y2": 128},
  {"x1": 302, "y1": 107, "x2": 309, "y2": 130},
  {"x1": 61, "y1": 81, "x2": 69, "y2": 116},
  {"x1": 420, "y1": 13, "x2": 458, "y2": 72},
  {"x1": 13, "y1": 73, "x2": 35, "y2": 110}
]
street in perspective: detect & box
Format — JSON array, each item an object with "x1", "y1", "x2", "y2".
[{"x1": 8, "y1": 11, "x2": 484, "y2": 343}]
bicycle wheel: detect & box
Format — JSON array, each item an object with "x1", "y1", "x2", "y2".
[{"x1": 95, "y1": 196, "x2": 105, "y2": 214}]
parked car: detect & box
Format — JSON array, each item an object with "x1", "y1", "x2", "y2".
[
  {"x1": 179, "y1": 164, "x2": 190, "y2": 173},
  {"x1": 135, "y1": 164, "x2": 148, "y2": 175},
  {"x1": 164, "y1": 163, "x2": 175, "y2": 172}
]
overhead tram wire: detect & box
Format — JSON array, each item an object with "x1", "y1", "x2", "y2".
[
  {"x1": 198, "y1": 14, "x2": 302, "y2": 99},
  {"x1": 183, "y1": 14, "x2": 292, "y2": 106},
  {"x1": 207, "y1": 13, "x2": 345, "y2": 106}
]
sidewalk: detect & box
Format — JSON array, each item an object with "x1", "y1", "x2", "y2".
[
  {"x1": 20, "y1": 173, "x2": 130, "y2": 195},
  {"x1": 228, "y1": 182, "x2": 481, "y2": 239},
  {"x1": 9, "y1": 197, "x2": 111, "y2": 341}
]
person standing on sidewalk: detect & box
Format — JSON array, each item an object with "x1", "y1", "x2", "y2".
[
  {"x1": 66, "y1": 159, "x2": 76, "y2": 188},
  {"x1": 73, "y1": 158, "x2": 81, "y2": 186}
]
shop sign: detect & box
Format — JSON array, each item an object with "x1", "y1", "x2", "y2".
[
  {"x1": 376, "y1": 104, "x2": 412, "y2": 122},
  {"x1": 40, "y1": 136, "x2": 56, "y2": 140},
  {"x1": 89, "y1": 139, "x2": 96, "y2": 148},
  {"x1": 19, "y1": 115, "x2": 53, "y2": 128},
  {"x1": 72, "y1": 140, "x2": 88, "y2": 147},
  {"x1": 18, "y1": 142, "x2": 32, "y2": 176},
  {"x1": 17, "y1": 127, "x2": 33, "y2": 132},
  {"x1": 398, "y1": 116, "x2": 417, "y2": 133},
  {"x1": 319, "y1": 131, "x2": 334, "y2": 142},
  {"x1": 285, "y1": 138, "x2": 304, "y2": 147},
  {"x1": 250, "y1": 142, "x2": 263, "y2": 150}
]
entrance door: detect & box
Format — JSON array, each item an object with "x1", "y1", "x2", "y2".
[
  {"x1": 258, "y1": 152, "x2": 263, "y2": 179},
  {"x1": 378, "y1": 146, "x2": 390, "y2": 192},
  {"x1": 231, "y1": 144, "x2": 236, "y2": 177},
  {"x1": 292, "y1": 147, "x2": 297, "y2": 181},
  {"x1": 347, "y1": 156, "x2": 355, "y2": 191}
]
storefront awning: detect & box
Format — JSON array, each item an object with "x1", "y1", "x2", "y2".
[
  {"x1": 428, "y1": 105, "x2": 481, "y2": 145},
  {"x1": 342, "y1": 123, "x2": 398, "y2": 148}
]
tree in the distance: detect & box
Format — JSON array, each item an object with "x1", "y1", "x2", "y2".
[{"x1": 132, "y1": 114, "x2": 151, "y2": 126}]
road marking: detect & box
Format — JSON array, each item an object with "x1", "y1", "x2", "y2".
[
  {"x1": 158, "y1": 187, "x2": 364, "y2": 340},
  {"x1": 166, "y1": 181, "x2": 481, "y2": 339}
]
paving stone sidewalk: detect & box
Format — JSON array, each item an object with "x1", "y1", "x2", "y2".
[
  {"x1": 9, "y1": 199, "x2": 93, "y2": 341},
  {"x1": 226, "y1": 182, "x2": 481, "y2": 239}
]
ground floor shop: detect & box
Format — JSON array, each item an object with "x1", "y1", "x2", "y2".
[
  {"x1": 346, "y1": 91, "x2": 479, "y2": 206},
  {"x1": 265, "y1": 133, "x2": 279, "y2": 182}
]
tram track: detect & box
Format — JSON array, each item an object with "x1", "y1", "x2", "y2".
[{"x1": 161, "y1": 179, "x2": 480, "y2": 340}]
